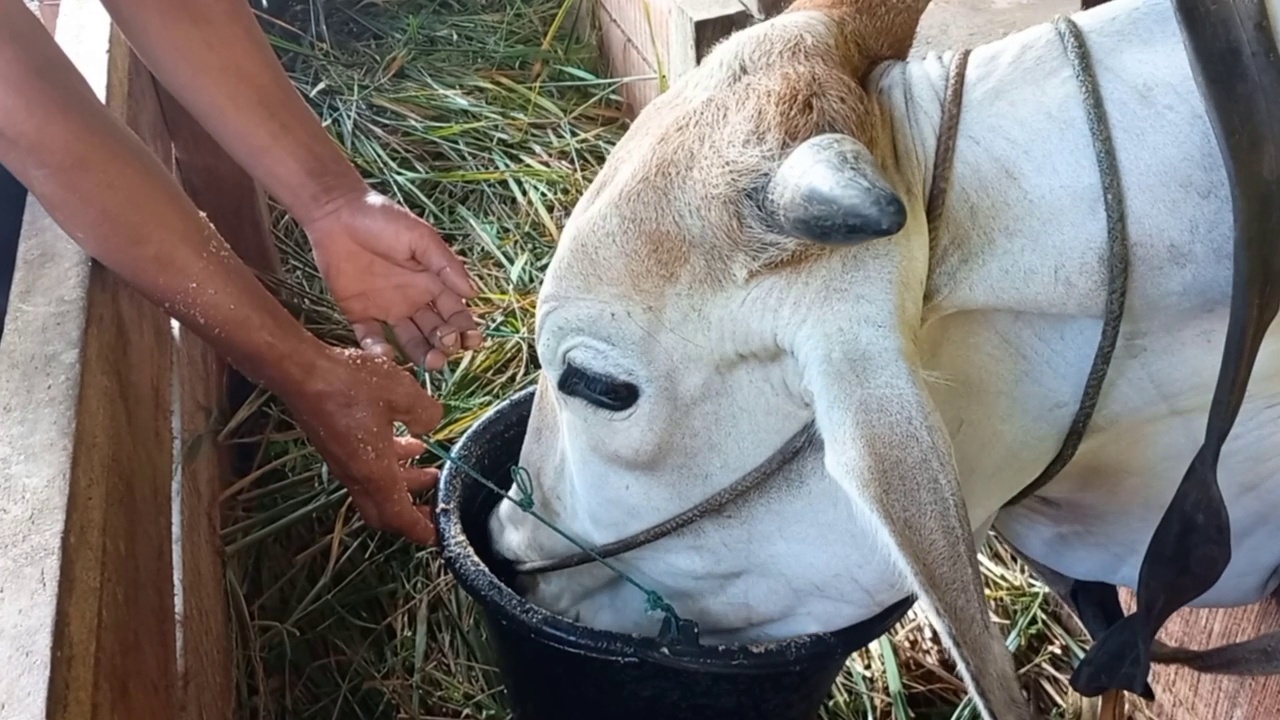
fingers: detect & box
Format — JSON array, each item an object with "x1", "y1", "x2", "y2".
[
  {"x1": 403, "y1": 466, "x2": 439, "y2": 495},
  {"x1": 393, "y1": 428, "x2": 437, "y2": 494},
  {"x1": 394, "y1": 387, "x2": 444, "y2": 436},
  {"x1": 411, "y1": 306, "x2": 458, "y2": 357},
  {"x1": 432, "y1": 292, "x2": 483, "y2": 347},
  {"x1": 390, "y1": 317, "x2": 433, "y2": 368},
  {"x1": 393, "y1": 301, "x2": 477, "y2": 371},
  {"x1": 440, "y1": 264, "x2": 479, "y2": 299},
  {"x1": 341, "y1": 456, "x2": 439, "y2": 546},
  {"x1": 394, "y1": 435, "x2": 426, "y2": 462},
  {"x1": 461, "y1": 329, "x2": 484, "y2": 351},
  {"x1": 343, "y1": 267, "x2": 481, "y2": 369},
  {"x1": 383, "y1": 299, "x2": 467, "y2": 371},
  {"x1": 303, "y1": 347, "x2": 443, "y2": 547},
  {"x1": 409, "y1": 227, "x2": 477, "y2": 300},
  {"x1": 358, "y1": 491, "x2": 438, "y2": 546},
  {"x1": 373, "y1": 470, "x2": 439, "y2": 545},
  {"x1": 353, "y1": 320, "x2": 397, "y2": 360},
  {"x1": 425, "y1": 347, "x2": 449, "y2": 371},
  {"x1": 342, "y1": 337, "x2": 443, "y2": 437}
]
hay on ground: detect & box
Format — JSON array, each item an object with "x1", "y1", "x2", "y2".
[{"x1": 225, "y1": 1, "x2": 1096, "y2": 717}]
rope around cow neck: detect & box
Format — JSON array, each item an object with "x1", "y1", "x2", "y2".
[
  {"x1": 1005, "y1": 15, "x2": 1132, "y2": 506},
  {"x1": 926, "y1": 48, "x2": 972, "y2": 231},
  {"x1": 927, "y1": 16, "x2": 1131, "y2": 509}
]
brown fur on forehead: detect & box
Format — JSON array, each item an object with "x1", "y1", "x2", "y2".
[
  {"x1": 550, "y1": 11, "x2": 889, "y2": 301},
  {"x1": 787, "y1": 0, "x2": 931, "y2": 72}
]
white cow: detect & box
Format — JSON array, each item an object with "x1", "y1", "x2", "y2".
[{"x1": 488, "y1": 0, "x2": 1280, "y2": 717}]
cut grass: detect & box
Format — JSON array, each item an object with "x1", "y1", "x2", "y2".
[{"x1": 226, "y1": 1, "x2": 1100, "y2": 717}]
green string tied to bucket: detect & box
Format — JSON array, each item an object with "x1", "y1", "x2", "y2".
[
  {"x1": 509, "y1": 465, "x2": 535, "y2": 511},
  {"x1": 425, "y1": 439, "x2": 699, "y2": 647}
]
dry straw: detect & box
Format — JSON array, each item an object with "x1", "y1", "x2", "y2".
[{"x1": 226, "y1": 0, "x2": 1098, "y2": 717}]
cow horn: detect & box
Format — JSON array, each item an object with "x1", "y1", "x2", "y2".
[{"x1": 762, "y1": 133, "x2": 907, "y2": 246}]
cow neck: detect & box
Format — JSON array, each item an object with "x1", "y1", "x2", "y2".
[{"x1": 920, "y1": 35, "x2": 1130, "y2": 510}]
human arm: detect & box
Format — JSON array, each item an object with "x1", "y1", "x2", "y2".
[
  {"x1": 0, "y1": 0, "x2": 441, "y2": 544},
  {"x1": 96, "y1": 0, "x2": 484, "y2": 368}
]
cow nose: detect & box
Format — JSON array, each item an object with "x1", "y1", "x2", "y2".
[{"x1": 487, "y1": 505, "x2": 516, "y2": 555}]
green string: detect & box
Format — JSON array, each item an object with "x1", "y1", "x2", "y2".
[
  {"x1": 509, "y1": 465, "x2": 535, "y2": 511},
  {"x1": 425, "y1": 440, "x2": 687, "y2": 631}
]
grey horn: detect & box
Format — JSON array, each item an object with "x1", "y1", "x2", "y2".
[{"x1": 762, "y1": 133, "x2": 907, "y2": 245}]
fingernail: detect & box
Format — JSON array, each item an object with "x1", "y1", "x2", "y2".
[
  {"x1": 458, "y1": 273, "x2": 478, "y2": 295},
  {"x1": 441, "y1": 331, "x2": 458, "y2": 348}
]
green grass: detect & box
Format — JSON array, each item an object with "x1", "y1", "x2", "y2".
[{"x1": 225, "y1": 1, "x2": 1102, "y2": 717}]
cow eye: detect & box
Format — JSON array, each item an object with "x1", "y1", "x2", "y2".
[{"x1": 557, "y1": 362, "x2": 639, "y2": 412}]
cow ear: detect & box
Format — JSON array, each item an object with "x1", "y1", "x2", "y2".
[
  {"x1": 801, "y1": 349, "x2": 1031, "y2": 720},
  {"x1": 761, "y1": 134, "x2": 907, "y2": 246}
]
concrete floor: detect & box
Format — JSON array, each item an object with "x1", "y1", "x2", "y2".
[{"x1": 916, "y1": 0, "x2": 1080, "y2": 52}]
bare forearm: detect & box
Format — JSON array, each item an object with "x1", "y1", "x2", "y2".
[
  {"x1": 99, "y1": 0, "x2": 366, "y2": 225},
  {"x1": 0, "y1": 1, "x2": 326, "y2": 393}
]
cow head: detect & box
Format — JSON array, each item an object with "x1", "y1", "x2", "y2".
[{"x1": 489, "y1": 1, "x2": 1028, "y2": 717}]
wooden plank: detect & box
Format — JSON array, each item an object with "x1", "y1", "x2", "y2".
[
  {"x1": 668, "y1": 0, "x2": 755, "y2": 77},
  {"x1": 2, "y1": 2, "x2": 283, "y2": 720},
  {"x1": 0, "y1": 2, "x2": 209, "y2": 718},
  {"x1": 158, "y1": 93, "x2": 281, "y2": 279},
  {"x1": 0, "y1": 0, "x2": 114, "y2": 716},
  {"x1": 591, "y1": 0, "x2": 765, "y2": 117},
  {"x1": 49, "y1": 215, "x2": 180, "y2": 720},
  {"x1": 740, "y1": 0, "x2": 789, "y2": 19},
  {"x1": 171, "y1": 326, "x2": 236, "y2": 720},
  {"x1": 155, "y1": 85, "x2": 283, "y2": 720},
  {"x1": 45, "y1": 22, "x2": 181, "y2": 720},
  {"x1": 0, "y1": 186, "x2": 96, "y2": 720},
  {"x1": 1116, "y1": 588, "x2": 1280, "y2": 719},
  {"x1": 595, "y1": 0, "x2": 672, "y2": 116}
]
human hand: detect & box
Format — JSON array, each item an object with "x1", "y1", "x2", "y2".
[
  {"x1": 305, "y1": 190, "x2": 485, "y2": 370},
  {"x1": 282, "y1": 345, "x2": 446, "y2": 545}
]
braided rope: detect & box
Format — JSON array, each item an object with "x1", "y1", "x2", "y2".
[{"x1": 1007, "y1": 15, "x2": 1131, "y2": 506}]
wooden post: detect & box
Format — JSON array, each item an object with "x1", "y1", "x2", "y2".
[
  {"x1": 588, "y1": 0, "x2": 786, "y2": 117},
  {"x1": 0, "y1": 2, "x2": 276, "y2": 720},
  {"x1": 667, "y1": 0, "x2": 756, "y2": 76},
  {"x1": 155, "y1": 87, "x2": 282, "y2": 720},
  {"x1": 739, "y1": 0, "x2": 790, "y2": 19},
  {"x1": 0, "y1": 3, "x2": 180, "y2": 717}
]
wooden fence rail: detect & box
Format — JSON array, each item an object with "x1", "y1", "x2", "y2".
[{"x1": 0, "y1": 2, "x2": 274, "y2": 719}]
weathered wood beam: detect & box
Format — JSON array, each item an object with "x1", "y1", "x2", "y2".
[
  {"x1": 0, "y1": 1, "x2": 181, "y2": 718},
  {"x1": 590, "y1": 0, "x2": 779, "y2": 117},
  {"x1": 156, "y1": 86, "x2": 283, "y2": 720},
  {"x1": 159, "y1": 94, "x2": 282, "y2": 280},
  {"x1": 739, "y1": 0, "x2": 790, "y2": 19},
  {"x1": 0, "y1": 2, "x2": 276, "y2": 719},
  {"x1": 668, "y1": 0, "x2": 756, "y2": 77}
]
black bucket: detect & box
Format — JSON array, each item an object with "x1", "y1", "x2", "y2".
[{"x1": 436, "y1": 385, "x2": 914, "y2": 720}]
